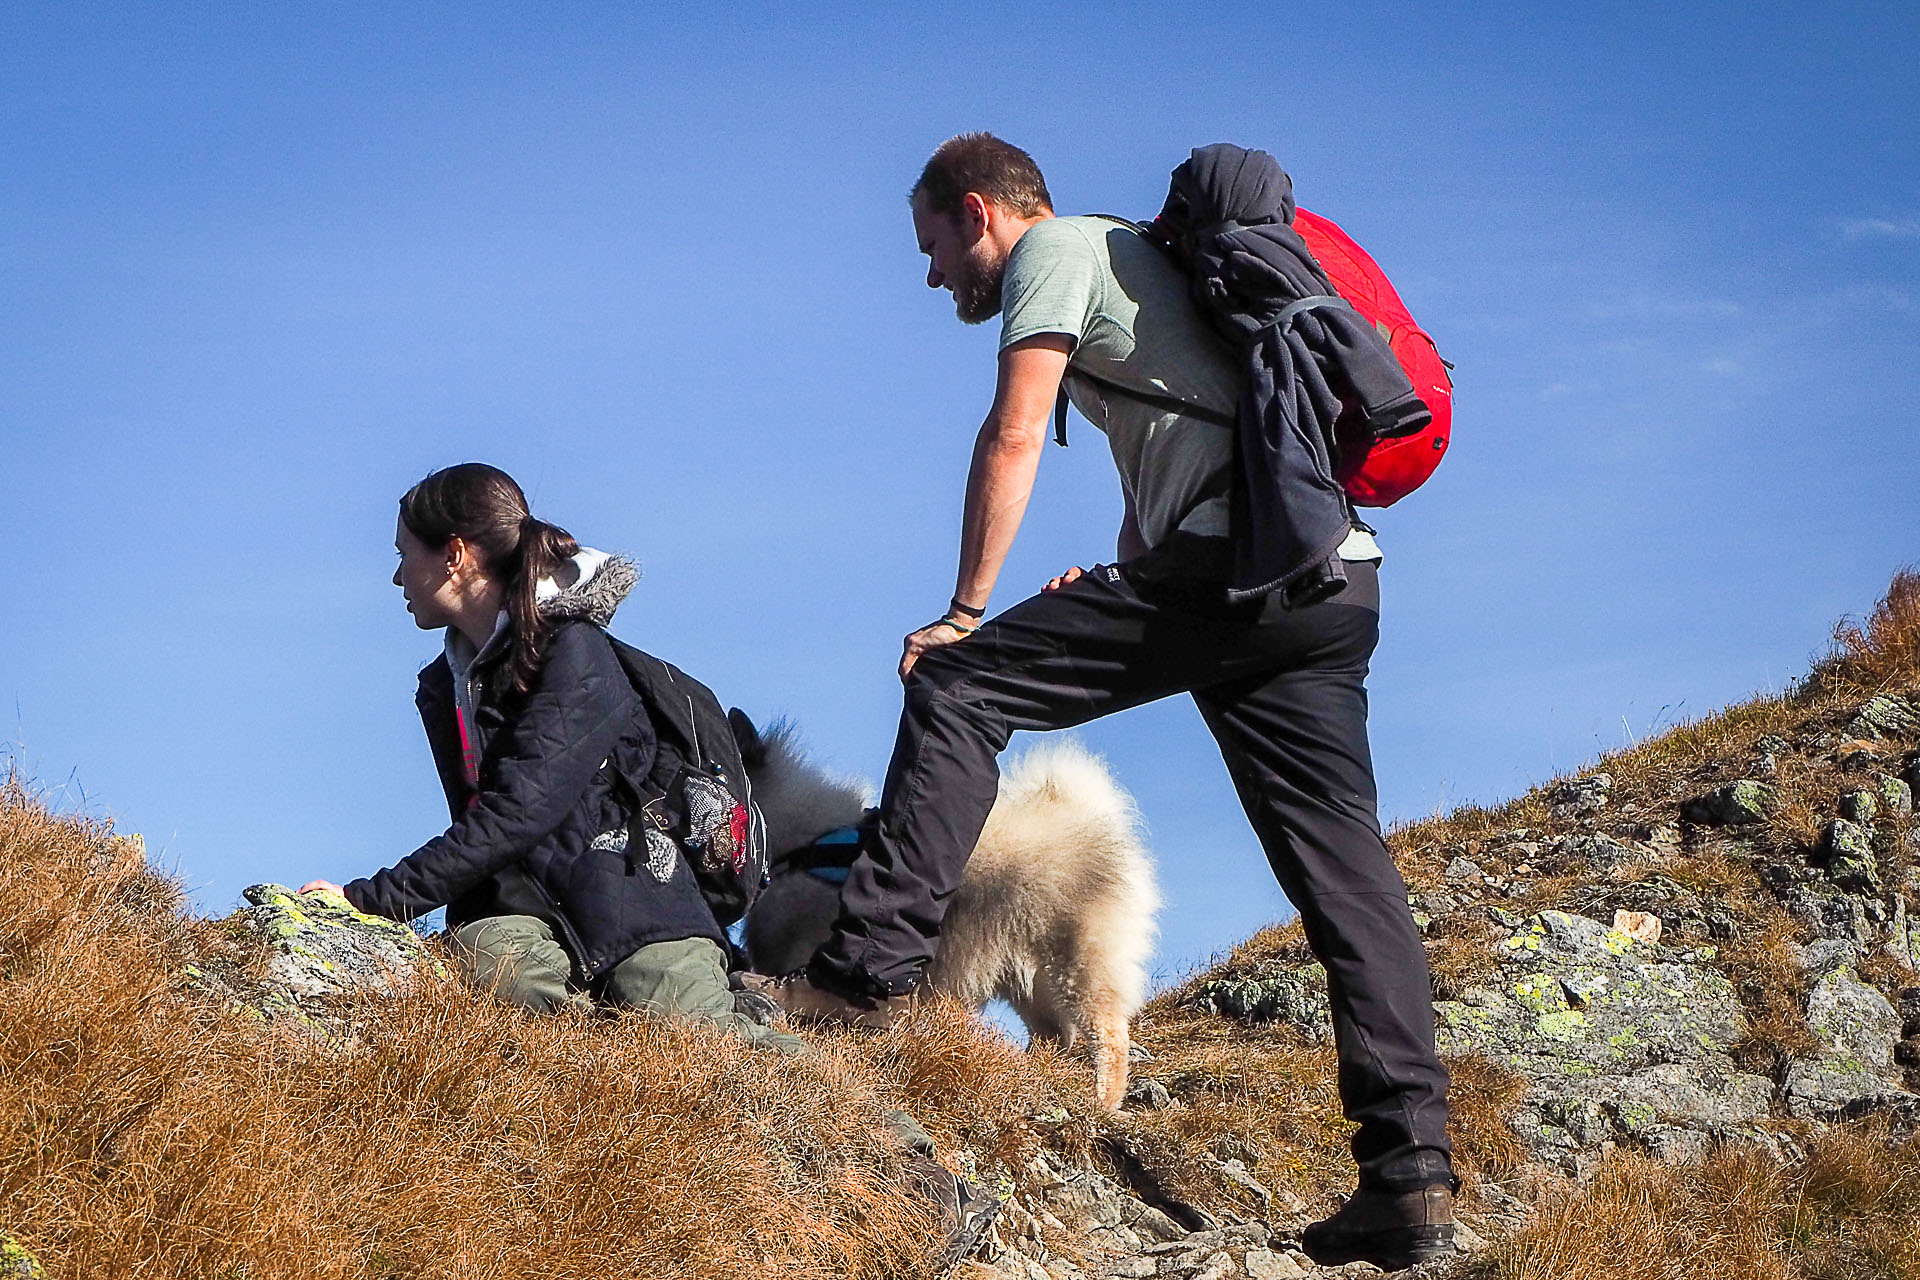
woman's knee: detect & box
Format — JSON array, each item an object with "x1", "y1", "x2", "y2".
[{"x1": 450, "y1": 915, "x2": 575, "y2": 1012}]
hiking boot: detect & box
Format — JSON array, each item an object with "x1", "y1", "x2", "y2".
[
  {"x1": 736, "y1": 971, "x2": 911, "y2": 1031},
  {"x1": 1300, "y1": 1183, "x2": 1460, "y2": 1271},
  {"x1": 905, "y1": 1152, "x2": 1002, "y2": 1277}
]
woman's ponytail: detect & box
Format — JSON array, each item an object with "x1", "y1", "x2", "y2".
[
  {"x1": 505, "y1": 514, "x2": 581, "y2": 694},
  {"x1": 398, "y1": 463, "x2": 583, "y2": 695}
]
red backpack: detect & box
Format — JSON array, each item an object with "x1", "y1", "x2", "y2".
[{"x1": 1293, "y1": 208, "x2": 1452, "y2": 507}]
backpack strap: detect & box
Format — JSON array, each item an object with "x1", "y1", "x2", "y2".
[
  {"x1": 1048, "y1": 215, "x2": 1164, "y2": 449},
  {"x1": 1068, "y1": 366, "x2": 1237, "y2": 428}
]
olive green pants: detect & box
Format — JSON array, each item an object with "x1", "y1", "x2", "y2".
[
  {"x1": 450, "y1": 915, "x2": 932, "y2": 1153},
  {"x1": 450, "y1": 915, "x2": 806, "y2": 1055}
]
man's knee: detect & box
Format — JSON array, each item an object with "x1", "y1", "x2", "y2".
[{"x1": 903, "y1": 652, "x2": 1007, "y2": 749}]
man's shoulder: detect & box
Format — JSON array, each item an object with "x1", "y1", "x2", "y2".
[{"x1": 1010, "y1": 215, "x2": 1109, "y2": 265}]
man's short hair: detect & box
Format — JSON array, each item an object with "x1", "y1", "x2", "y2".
[{"x1": 912, "y1": 133, "x2": 1053, "y2": 220}]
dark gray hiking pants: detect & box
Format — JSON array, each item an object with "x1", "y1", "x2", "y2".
[{"x1": 812, "y1": 533, "x2": 1453, "y2": 1190}]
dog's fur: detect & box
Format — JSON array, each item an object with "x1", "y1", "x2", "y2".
[{"x1": 731, "y1": 713, "x2": 1159, "y2": 1110}]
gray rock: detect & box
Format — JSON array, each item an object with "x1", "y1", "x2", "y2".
[
  {"x1": 1124, "y1": 1078, "x2": 1174, "y2": 1111},
  {"x1": 1786, "y1": 965, "x2": 1915, "y2": 1120},
  {"x1": 1541, "y1": 833, "x2": 1636, "y2": 873},
  {"x1": 183, "y1": 884, "x2": 435, "y2": 1035},
  {"x1": 1754, "y1": 733, "x2": 1792, "y2": 755},
  {"x1": 1196, "y1": 964, "x2": 1332, "y2": 1042},
  {"x1": 1433, "y1": 910, "x2": 1762, "y2": 1162},
  {"x1": 1444, "y1": 857, "x2": 1485, "y2": 884},
  {"x1": 1847, "y1": 694, "x2": 1920, "y2": 741},
  {"x1": 1879, "y1": 775, "x2": 1915, "y2": 816},
  {"x1": 1886, "y1": 900, "x2": 1920, "y2": 973},
  {"x1": 1818, "y1": 820, "x2": 1880, "y2": 893},
  {"x1": 1244, "y1": 1250, "x2": 1308, "y2": 1280},
  {"x1": 1682, "y1": 781, "x2": 1774, "y2": 826},
  {"x1": 1806, "y1": 966, "x2": 1902, "y2": 1071},
  {"x1": 1549, "y1": 773, "x2": 1613, "y2": 820},
  {"x1": 1839, "y1": 789, "x2": 1880, "y2": 824},
  {"x1": 1801, "y1": 938, "x2": 1863, "y2": 976}
]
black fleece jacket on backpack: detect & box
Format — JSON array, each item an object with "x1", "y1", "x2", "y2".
[{"x1": 344, "y1": 595, "x2": 725, "y2": 982}]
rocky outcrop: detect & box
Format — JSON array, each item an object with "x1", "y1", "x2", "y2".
[{"x1": 184, "y1": 883, "x2": 436, "y2": 1038}]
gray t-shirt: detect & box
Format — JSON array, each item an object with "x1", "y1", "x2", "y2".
[
  {"x1": 999, "y1": 216, "x2": 1238, "y2": 549},
  {"x1": 999, "y1": 215, "x2": 1382, "y2": 561}
]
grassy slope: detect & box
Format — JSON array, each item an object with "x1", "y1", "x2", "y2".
[{"x1": 2, "y1": 572, "x2": 1917, "y2": 1278}]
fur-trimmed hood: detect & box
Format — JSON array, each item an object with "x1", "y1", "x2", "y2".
[
  {"x1": 535, "y1": 548, "x2": 639, "y2": 627},
  {"x1": 444, "y1": 547, "x2": 640, "y2": 677}
]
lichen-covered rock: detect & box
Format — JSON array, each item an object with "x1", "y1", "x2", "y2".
[
  {"x1": 1839, "y1": 789, "x2": 1880, "y2": 824},
  {"x1": 1880, "y1": 774, "x2": 1915, "y2": 816},
  {"x1": 187, "y1": 884, "x2": 436, "y2": 1033},
  {"x1": 1431, "y1": 910, "x2": 1779, "y2": 1167},
  {"x1": 0, "y1": 1237, "x2": 46, "y2": 1280},
  {"x1": 1540, "y1": 833, "x2": 1636, "y2": 874},
  {"x1": 1817, "y1": 820, "x2": 1880, "y2": 893},
  {"x1": 1785, "y1": 965, "x2": 1914, "y2": 1120},
  {"x1": 1847, "y1": 694, "x2": 1920, "y2": 741},
  {"x1": 1193, "y1": 964, "x2": 1332, "y2": 1043},
  {"x1": 1682, "y1": 780, "x2": 1774, "y2": 826}
]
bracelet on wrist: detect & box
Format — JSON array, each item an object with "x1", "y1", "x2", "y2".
[
  {"x1": 948, "y1": 595, "x2": 987, "y2": 620},
  {"x1": 929, "y1": 616, "x2": 978, "y2": 635}
]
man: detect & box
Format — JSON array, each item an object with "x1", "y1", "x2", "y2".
[{"x1": 752, "y1": 133, "x2": 1458, "y2": 1269}]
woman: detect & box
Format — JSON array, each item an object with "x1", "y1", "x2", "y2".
[{"x1": 303, "y1": 462, "x2": 794, "y2": 1051}]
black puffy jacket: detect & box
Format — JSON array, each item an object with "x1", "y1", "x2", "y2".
[{"x1": 344, "y1": 602, "x2": 725, "y2": 980}]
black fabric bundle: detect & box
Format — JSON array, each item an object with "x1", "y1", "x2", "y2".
[{"x1": 1149, "y1": 144, "x2": 1430, "y2": 605}]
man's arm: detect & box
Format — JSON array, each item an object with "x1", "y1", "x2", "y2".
[{"x1": 900, "y1": 334, "x2": 1071, "y2": 680}]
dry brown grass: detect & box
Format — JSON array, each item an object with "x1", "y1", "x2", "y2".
[
  {"x1": 0, "y1": 778, "x2": 1081, "y2": 1280},
  {"x1": 1478, "y1": 1127, "x2": 1920, "y2": 1280},
  {"x1": 1818, "y1": 569, "x2": 1920, "y2": 699}
]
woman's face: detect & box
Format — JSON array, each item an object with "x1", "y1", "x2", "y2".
[{"x1": 393, "y1": 516, "x2": 461, "y2": 631}]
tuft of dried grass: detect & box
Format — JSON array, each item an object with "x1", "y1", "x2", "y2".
[
  {"x1": 1479, "y1": 1127, "x2": 1920, "y2": 1280},
  {"x1": 1816, "y1": 569, "x2": 1920, "y2": 698},
  {"x1": 1, "y1": 778, "x2": 1060, "y2": 1279}
]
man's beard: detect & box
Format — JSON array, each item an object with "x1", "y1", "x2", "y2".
[{"x1": 952, "y1": 251, "x2": 1006, "y2": 325}]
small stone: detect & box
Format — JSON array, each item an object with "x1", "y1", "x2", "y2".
[
  {"x1": 1840, "y1": 790, "x2": 1881, "y2": 824},
  {"x1": 1103, "y1": 1258, "x2": 1158, "y2": 1278},
  {"x1": 1643, "y1": 1126, "x2": 1710, "y2": 1165},
  {"x1": 1754, "y1": 733, "x2": 1792, "y2": 755},
  {"x1": 1682, "y1": 781, "x2": 1774, "y2": 826},
  {"x1": 1549, "y1": 773, "x2": 1613, "y2": 819},
  {"x1": 1124, "y1": 1078, "x2": 1174, "y2": 1110},
  {"x1": 1613, "y1": 910, "x2": 1663, "y2": 945},
  {"x1": 1189, "y1": 1254, "x2": 1236, "y2": 1280},
  {"x1": 1245, "y1": 1251, "x2": 1308, "y2": 1280},
  {"x1": 1879, "y1": 775, "x2": 1914, "y2": 816},
  {"x1": 1133, "y1": 1209, "x2": 1187, "y2": 1244},
  {"x1": 1445, "y1": 857, "x2": 1485, "y2": 884},
  {"x1": 1819, "y1": 819, "x2": 1881, "y2": 893},
  {"x1": 1839, "y1": 741, "x2": 1884, "y2": 770}
]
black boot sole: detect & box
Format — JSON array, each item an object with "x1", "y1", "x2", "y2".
[{"x1": 1301, "y1": 1223, "x2": 1459, "y2": 1271}]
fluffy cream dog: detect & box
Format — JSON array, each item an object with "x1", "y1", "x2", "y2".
[{"x1": 732, "y1": 714, "x2": 1160, "y2": 1111}]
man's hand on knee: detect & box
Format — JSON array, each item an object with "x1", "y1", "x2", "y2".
[
  {"x1": 900, "y1": 618, "x2": 974, "y2": 682},
  {"x1": 1042, "y1": 565, "x2": 1085, "y2": 593}
]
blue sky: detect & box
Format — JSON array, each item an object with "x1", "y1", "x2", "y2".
[{"x1": 3, "y1": 2, "x2": 1916, "y2": 987}]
